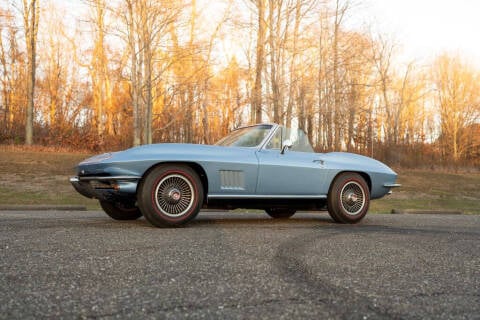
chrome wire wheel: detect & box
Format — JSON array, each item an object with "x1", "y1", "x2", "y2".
[
  {"x1": 139, "y1": 165, "x2": 203, "y2": 227},
  {"x1": 340, "y1": 181, "x2": 366, "y2": 216},
  {"x1": 154, "y1": 174, "x2": 195, "y2": 218},
  {"x1": 327, "y1": 172, "x2": 370, "y2": 224}
]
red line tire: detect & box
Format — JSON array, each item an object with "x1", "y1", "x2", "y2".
[
  {"x1": 138, "y1": 165, "x2": 203, "y2": 227},
  {"x1": 327, "y1": 172, "x2": 370, "y2": 224}
]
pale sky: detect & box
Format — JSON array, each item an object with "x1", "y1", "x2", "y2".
[{"x1": 362, "y1": 0, "x2": 480, "y2": 65}]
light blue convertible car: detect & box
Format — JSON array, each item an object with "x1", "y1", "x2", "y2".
[{"x1": 70, "y1": 123, "x2": 400, "y2": 227}]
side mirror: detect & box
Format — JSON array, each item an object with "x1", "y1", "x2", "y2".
[{"x1": 281, "y1": 139, "x2": 292, "y2": 154}]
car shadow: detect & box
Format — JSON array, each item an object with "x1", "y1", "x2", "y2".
[
  {"x1": 191, "y1": 214, "x2": 333, "y2": 227},
  {"x1": 80, "y1": 211, "x2": 358, "y2": 229}
]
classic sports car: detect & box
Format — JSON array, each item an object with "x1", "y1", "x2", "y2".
[{"x1": 70, "y1": 123, "x2": 400, "y2": 227}]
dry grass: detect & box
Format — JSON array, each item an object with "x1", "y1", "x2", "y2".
[
  {"x1": 1, "y1": 145, "x2": 479, "y2": 213},
  {"x1": 0, "y1": 146, "x2": 97, "y2": 209},
  {"x1": 370, "y1": 168, "x2": 480, "y2": 214}
]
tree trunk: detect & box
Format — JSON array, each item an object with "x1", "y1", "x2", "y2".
[
  {"x1": 144, "y1": 45, "x2": 153, "y2": 144},
  {"x1": 126, "y1": 0, "x2": 141, "y2": 146},
  {"x1": 332, "y1": 0, "x2": 341, "y2": 150},
  {"x1": 23, "y1": 0, "x2": 39, "y2": 145},
  {"x1": 252, "y1": 0, "x2": 266, "y2": 124},
  {"x1": 286, "y1": 0, "x2": 301, "y2": 129},
  {"x1": 142, "y1": 0, "x2": 153, "y2": 144}
]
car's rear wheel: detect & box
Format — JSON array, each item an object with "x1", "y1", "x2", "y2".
[
  {"x1": 99, "y1": 200, "x2": 142, "y2": 220},
  {"x1": 265, "y1": 208, "x2": 296, "y2": 219},
  {"x1": 327, "y1": 172, "x2": 370, "y2": 224},
  {"x1": 138, "y1": 165, "x2": 203, "y2": 227}
]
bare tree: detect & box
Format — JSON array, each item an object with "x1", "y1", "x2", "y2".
[
  {"x1": 86, "y1": 0, "x2": 111, "y2": 144},
  {"x1": 201, "y1": 0, "x2": 233, "y2": 144},
  {"x1": 370, "y1": 33, "x2": 395, "y2": 146},
  {"x1": 120, "y1": 0, "x2": 181, "y2": 146},
  {"x1": 0, "y1": 8, "x2": 23, "y2": 138},
  {"x1": 251, "y1": 0, "x2": 266, "y2": 123},
  {"x1": 433, "y1": 54, "x2": 480, "y2": 161},
  {"x1": 22, "y1": 0, "x2": 39, "y2": 145},
  {"x1": 267, "y1": 0, "x2": 282, "y2": 124},
  {"x1": 122, "y1": 0, "x2": 141, "y2": 146},
  {"x1": 286, "y1": 0, "x2": 303, "y2": 129},
  {"x1": 331, "y1": 0, "x2": 349, "y2": 150}
]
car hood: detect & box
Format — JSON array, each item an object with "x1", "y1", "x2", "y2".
[
  {"x1": 80, "y1": 143, "x2": 253, "y2": 165},
  {"x1": 323, "y1": 152, "x2": 396, "y2": 174},
  {"x1": 121, "y1": 143, "x2": 242, "y2": 159}
]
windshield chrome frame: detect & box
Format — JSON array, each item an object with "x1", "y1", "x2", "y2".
[{"x1": 258, "y1": 124, "x2": 282, "y2": 151}]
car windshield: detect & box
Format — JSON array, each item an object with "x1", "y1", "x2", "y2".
[
  {"x1": 265, "y1": 126, "x2": 314, "y2": 153},
  {"x1": 215, "y1": 125, "x2": 272, "y2": 147},
  {"x1": 282, "y1": 127, "x2": 314, "y2": 153}
]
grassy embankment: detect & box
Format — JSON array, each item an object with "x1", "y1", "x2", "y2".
[
  {"x1": 0, "y1": 146, "x2": 98, "y2": 210},
  {"x1": 0, "y1": 146, "x2": 479, "y2": 214}
]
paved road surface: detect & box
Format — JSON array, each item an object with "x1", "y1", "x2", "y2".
[{"x1": 1, "y1": 210, "x2": 479, "y2": 319}]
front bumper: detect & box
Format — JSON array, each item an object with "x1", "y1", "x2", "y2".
[
  {"x1": 383, "y1": 183, "x2": 402, "y2": 188},
  {"x1": 69, "y1": 176, "x2": 140, "y2": 201},
  {"x1": 383, "y1": 183, "x2": 401, "y2": 195}
]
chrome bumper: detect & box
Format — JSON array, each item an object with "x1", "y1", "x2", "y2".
[
  {"x1": 70, "y1": 176, "x2": 97, "y2": 199},
  {"x1": 69, "y1": 176, "x2": 139, "y2": 201},
  {"x1": 383, "y1": 183, "x2": 401, "y2": 195},
  {"x1": 384, "y1": 183, "x2": 401, "y2": 188},
  {"x1": 73, "y1": 175, "x2": 141, "y2": 182}
]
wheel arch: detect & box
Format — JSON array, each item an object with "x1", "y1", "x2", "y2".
[
  {"x1": 137, "y1": 161, "x2": 209, "y2": 204},
  {"x1": 330, "y1": 171, "x2": 372, "y2": 194}
]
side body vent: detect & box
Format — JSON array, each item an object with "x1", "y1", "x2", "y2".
[{"x1": 219, "y1": 170, "x2": 245, "y2": 190}]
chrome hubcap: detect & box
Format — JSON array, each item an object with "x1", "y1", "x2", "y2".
[
  {"x1": 154, "y1": 174, "x2": 195, "y2": 218},
  {"x1": 340, "y1": 181, "x2": 366, "y2": 216},
  {"x1": 346, "y1": 192, "x2": 359, "y2": 205},
  {"x1": 167, "y1": 188, "x2": 181, "y2": 203}
]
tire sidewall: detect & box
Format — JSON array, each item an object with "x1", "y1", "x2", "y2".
[
  {"x1": 328, "y1": 173, "x2": 370, "y2": 223},
  {"x1": 140, "y1": 165, "x2": 203, "y2": 227}
]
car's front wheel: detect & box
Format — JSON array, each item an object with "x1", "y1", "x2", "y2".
[
  {"x1": 99, "y1": 200, "x2": 142, "y2": 220},
  {"x1": 265, "y1": 208, "x2": 296, "y2": 219},
  {"x1": 327, "y1": 172, "x2": 370, "y2": 223},
  {"x1": 138, "y1": 165, "x2": 203, "y2": 227}
]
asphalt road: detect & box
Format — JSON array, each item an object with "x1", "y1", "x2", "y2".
[{"x1": 0, "y1": 210, "x2": 479, "y2": 320}]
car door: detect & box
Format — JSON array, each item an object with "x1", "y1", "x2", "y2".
[
  {"x1": 202, "y1": 146, "x2": 260, "y2": 196},
  {"x1": 255, "y1": 128, "x2": 329, "y2": 196},
  {"x1": 255, "y1": 149, "x2": 328, "y2": 196}
]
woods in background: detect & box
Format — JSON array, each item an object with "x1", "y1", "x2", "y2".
[{"x1": 0, "y1": 0, "x2": 479, "y2": 166}]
